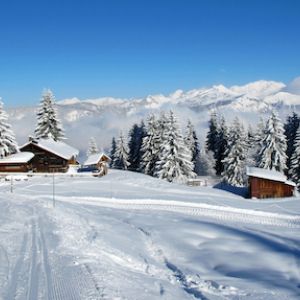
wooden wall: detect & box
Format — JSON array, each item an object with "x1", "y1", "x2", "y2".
[
  {"x1": 249, "y1": 177, "x2": 294, "y2": 199},
  {"x1": 0, "y1": 164, "x2": 32, "y2": 172},
  {"x1": 21, "y1": 144, "x2": 69, "y2": 173}
]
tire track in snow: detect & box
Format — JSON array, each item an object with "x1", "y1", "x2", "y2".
[
  {"x1": 39, "y1": 216, "x2": 81, "y2": 300},
  {"x1": 56, "y1": 196, "x2": 300, "y2": 228},
  {"x1": 27, "y1": 219, "x2": 39, "y2": 300},
  {"x1": 38, "y1": 217, "x2": 55, "y2": 300},
  {"x1": 5, "y1": 225, "x2": 29, "y2": 300},
  {"x1": 0, "y1": 244, "x2": 10, "y2": 293},
  {"x1": 38, "y1": 216, "x2": 105, "y2": 300}
]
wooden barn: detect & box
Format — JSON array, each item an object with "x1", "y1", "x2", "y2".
[
  {"x1": 247, "y1": 167, "x2": 296, "y2": 199},
  {"x1": 20, "y1": 138, "x2": 79, "y2": 173},
  {"x1": 82, "y1": 153, "x2": 111, "y2": 176},
  {"x1": 0, "y1": 152, "x2": 34, "y2": 173}
]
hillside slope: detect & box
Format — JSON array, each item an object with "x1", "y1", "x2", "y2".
[{"x1": 0, "y1": 170, "x2": 299, "y2": 299}]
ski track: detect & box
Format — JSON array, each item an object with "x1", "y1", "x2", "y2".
[
  {"x1": 5, "y1": 227, "x2": 29, "y2": 300},
  {"x1": 38, "y1": 216, "x2": 103, "y2": 300},
  {"x1": 0, "y1": 244, "x2": 10, "y2": 293},
  {"x1": 55, "y1": 196, "x2": 300, "y2": 229},
  {"x1": 2, "y1": 212, "x2": 105, "y2": 300}
]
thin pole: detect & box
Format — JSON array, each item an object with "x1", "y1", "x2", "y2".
[
  {"x1": 52, "y1": 173, "x2": 55, "y2": 208},
  {"x1": 10, "y1": 176, "x2": 13, "y2": 193}
]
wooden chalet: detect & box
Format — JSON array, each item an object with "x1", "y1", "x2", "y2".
[
  {"x1": 247, "y1": 167, "x2": 296, "y2": 199},
  {"x1": 20, "y1": 138, "x2": 79, "y2": 173},
  {"x1": 83, "y1": 153, "x2": 111, "y2": 175},
  {"x1": 0, "y1": 152, "x2": 34, "y2": 172}
]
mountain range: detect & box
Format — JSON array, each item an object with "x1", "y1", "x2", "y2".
[{"x1": 7, "y1": 80, "x2": 300, "y2": 157}]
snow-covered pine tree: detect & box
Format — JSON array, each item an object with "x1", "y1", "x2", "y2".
[
  {"x1": 222, "y1": 118, "x2": 248, "y2": 187},
  {"x1": 109, "y1": 137, "x2": 117, "y2": 167},
  {"x1": 0, "y1": 100, "x2": 18, "y2": 158},
  {"x1": 157, "y1": 111, "x2": 196, "y2": 183},
  {"x1": 34, "y1": 89, "x2": 65, "y2": 141},
  {"x1": 284, "y1": 112, "x2": 300, "y2": 173},
  {"x1": 86, "y1": 137, "x2": 99, "y2": 157},
  {"x1": 141, "y1": 114, "x2": 161, "y2": 176},
  {"x1": 247, "y1": 123, "x2": 259, "y2": 167},
  {"x1": 157, "y1": 111, "x2": 169, "y2": 140},
  {"x1": 246, "y1": 117, "x2": 266, "y2": 167},
  {"x1": 112, "y1": 131, "x2": 130, "y2": 170},
  {"x1": 247, "y1": 124, "x2": 255, "y2": 145},
  {"x1": 257, "y1": 111, "x2": 287, "y2": 173},
  {"x1": 289, "y1": 125, "x2": 300, "y2": 189},
  {"x1": 128, "y1": 121, "x2": 147, "y2": 171},
  {"x1": 197, "y1": 148, "x2": 216, "y2": 176},
  {"x1": 215, "y1": 116, "x2": 228, "y2": 175},
  {"x1": 206, "y1": 111, "x2": 219, "y2": 157},
  {"x1": 185, "y1": 120, "x2": 200, "y2": 174}
]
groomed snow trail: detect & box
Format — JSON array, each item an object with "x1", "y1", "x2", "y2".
[
  {"x1": 54, "y1": 196, "x2": 300, "y2": 228},
  {"x1": 0, "y1": 205, "x2": 108, "y2": 300}
]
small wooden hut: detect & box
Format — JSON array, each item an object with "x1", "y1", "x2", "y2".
[
  {"x1": 0, "y1": 152, "x2": 34, "y2": 172},
  {"x1": 82, "y1": 153, "x2": 111, "y2": 176},
  {"x1": 20, "y1": 138, "x2": 79, "y2": 173},
  {"x1": 247, "y1": 167, "x2": 295, "y2": 199}
]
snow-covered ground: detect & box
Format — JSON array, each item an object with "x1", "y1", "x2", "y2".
[{"x1": 0, "y1": 170, "x2": 299, "y2": 299}]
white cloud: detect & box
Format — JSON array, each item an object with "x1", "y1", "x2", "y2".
[{"x1": 286, "y1": 77, "x2": 300, "y2": 95}]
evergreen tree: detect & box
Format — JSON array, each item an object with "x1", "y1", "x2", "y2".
[
  {"x1": 128, "y1": 121, "x2": 147, "y2": 171},
  {"x1": 257, "y1": 111, "x2": 287, "y2": 172},
  {"x1": 0, "y1": 100, "x2": 18, "y2": 158},
  {"x1": 157, "y1": 111, "x2": 169, "y2": 140},
  {"x1": 157, "y1": 111, "x2": 196, "y2": 183},
  {"x1": 247, "y1": 118, "x2": 265, "y2": 167},
  {"x1": 206, "y1": 111, "x2": 219, "y2": 156},
  {"x1": 112, "y1": 131, "x2": 130, "y2": 170},
  {"x1": 141, "y1": 114, "x2": 161, "y2": 176},
  {"x1": 109, "y1": 137, "x2": 117, "y2": 167},
  {"x1": 197, "y1": 149, "x2": 216, "y2": 176},
  {"x1": 222, "y1": 118, "x2": 248, "y2": 186},
  {"x1": 289, "y1": 125, "x2": 300, "y2": 189},
  {"x1": 215, "y1": 116, "x2": 228, "y2": 175},
  {"x1": 284, "y1": 112, "x2": 300, "y2": 173},
  {"x1": 185, "y1": 120, "x2": 200, "y2": 173},
  {"x1": 86, "y1": 137, "x2": 99, "y2": 157},
  {"x1": 34, "y1": 89, "x2": 65, "y2": 141}
]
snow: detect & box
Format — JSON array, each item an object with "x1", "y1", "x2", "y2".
[
  {"x1": 230, "y1": 80, "x2": 285, "y2": 98},
  {"x1": 246, "y1": 166, "x2": 296, "y2": 186},
  {"x1": 57, "y1": 97, "x2": 82, "y2": 105},
  {"x1": 0, "y1": 151, "x2": 34, "y2": 163},
  {"x1": 22, "y1": 138, "x2": 79, "y2": 160},
  {"x1": 8, "y1": 80, "x2": 300, "y2": 155},
  {"x1": 84, "y1": 153, "x2": 109, "y2": 166},
  {"x1": 0, "y1": 170, "x2": 299, "y2": 299},
  {"x1": 55, "y1": 80, "x2": 299, "y2": 114}
]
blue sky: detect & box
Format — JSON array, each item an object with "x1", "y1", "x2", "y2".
[{"x1": 0, "y1": 0, "x2": 299, "y2": 107}]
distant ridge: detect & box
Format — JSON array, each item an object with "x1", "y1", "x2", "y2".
[{"x1": 7, "y1": 80, "x2": 300, "y2": 154}]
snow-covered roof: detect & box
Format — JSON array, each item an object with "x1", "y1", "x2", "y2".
[
  {"x1": 83, "y1": 153, "x2": 111, "y2": 166},
  {"x1": 21, "y1": 138, "x2": 79, "y2": 160},
  {"x1": 246, "y1": 167, "x2": 296, "y2": 187},
  {"x1": 0, "y1": 152, "x2": 34, "y2": 164}
]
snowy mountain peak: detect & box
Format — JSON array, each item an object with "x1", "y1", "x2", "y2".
[
  {"x1": 56, "y1": 80, "x2": 296, "y2": 112},
  {"x1": 52, "y1": 79, "x2": 300, "y2": 116},
  {"x1": 230, "y1": 80, "x2": 286, "y2": 97},
  {"x1": 170, "y1": 89, "x2": 184, "y2": 99}
]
